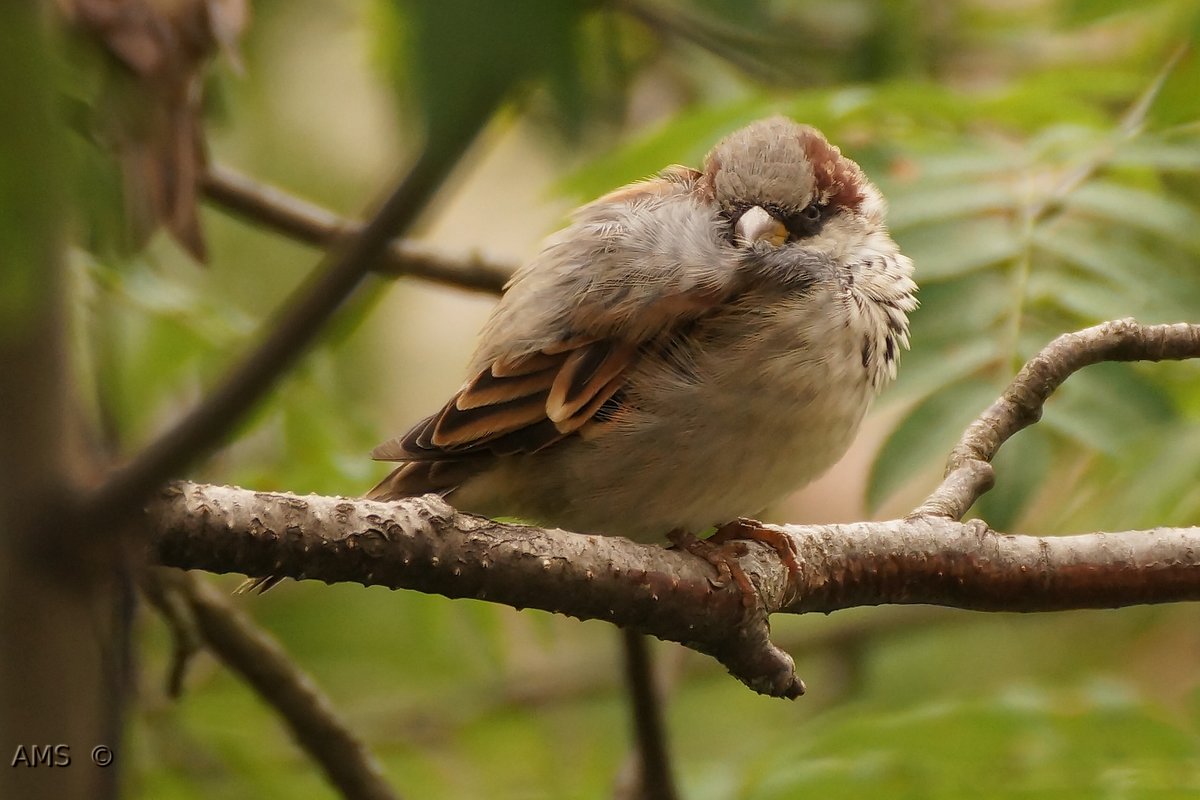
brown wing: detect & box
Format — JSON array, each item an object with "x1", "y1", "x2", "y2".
[
  {"x1": 371, "y1": 338, "x2": 638, "y2": 465},
  {"x1": 364, "y1": 340, "x2": 638, "y2": 501}
]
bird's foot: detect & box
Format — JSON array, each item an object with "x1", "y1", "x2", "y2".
[
  {"x1": 667, "y1": 528, "x2": 758, "y2": 610},
  {"x1": 710, "y1": 517, "x2": 802, "y2": 583}
]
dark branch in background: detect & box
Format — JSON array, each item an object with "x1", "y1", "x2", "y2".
[
  {"x1": 201, "y1": 164, "x2": 512, "y2": 295},
  {"x1": 82, "y1": 103, "x2": 498, "y2": 531},
  {"x1": 620, "y1": 630, "x2": 679, "y2": 800},
  {"x1": 141, "y1": 569, "x2": 399, "y2": 800},
  {"x1": 148, "y1": 319, "x2": 1200, "y2": 698}
]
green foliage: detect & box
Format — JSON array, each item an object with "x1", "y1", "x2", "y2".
[
  {"x1": 746, "y1": 682, "x2": 1200, "y2": 798},
  {"x1": 380, "y1": 0, "x2": 590, "y2": 138}
]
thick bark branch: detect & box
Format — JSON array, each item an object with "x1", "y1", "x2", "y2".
[
  {"x1": 149, "y1": 484, "x2": 800, "y2": 697},
  {"x1": 147, "y1": 482, "x2": 1200, "y2": 699}
]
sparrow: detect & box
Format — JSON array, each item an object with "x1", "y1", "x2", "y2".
[{"x1": 367, "y1": 116, "x2": 917, "y2": 551}]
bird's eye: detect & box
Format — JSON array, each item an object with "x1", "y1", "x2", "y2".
[{"x1": 781, "y1": 204, "x2": 826, "y2": 239}]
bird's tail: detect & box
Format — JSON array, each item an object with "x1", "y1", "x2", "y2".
[{"x1": 364, "y1": 459, "x2": 481, "y2": 502}]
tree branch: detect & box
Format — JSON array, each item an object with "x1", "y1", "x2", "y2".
[
  {"x1": 147, "y1": 482, "x2": 1200, "y2": 699},
  {"x1": 141, "y1": 568, "x2": 400, "y2": 800},
  {"x1": 148, "y1": 483, "x2": 802, "y2": 697},
  {"x1": 201, "y1": 164, "x2": 511, "y2": 295}
]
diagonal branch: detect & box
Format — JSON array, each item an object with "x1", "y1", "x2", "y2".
[
  {"x1": 201, "y1": 164, "x2": 511, "y2": 295},
  {"x1": 914, "y1": 319, "x2": 1200, "y2": 520},
  {"x1": 141, "y1": 569, "x2": 400, "y2": 800},
  {"x1": 83, "y1": 107, "x2": 496, "y2": 530}
]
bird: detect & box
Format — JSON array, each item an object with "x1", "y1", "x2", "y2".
[{"x1": 366, "y1": 115, "x2": 917, "y2": 558}]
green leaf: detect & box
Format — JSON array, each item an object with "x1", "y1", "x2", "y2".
[
  {"x1": 1032, "y1": 220, "x2": 1200, "y2": 321},
  {"x1": 972, "y1": 426, "x2": 1052, "y2": 530},
  {"x1": 389, "y1": 0, "x2": 588, "y2": 137},
  {"x1": 1040, "y1": 362, "x2": 1177, "y2": 456},
  {"x1": 1113, "y1": 134, "x2": 1200, "y2": 172},
  {"x1": 1031, "y1": 223, "x2": 1144, "y2": 291},
  {"x1": 1025, "y1": 269, "x2": 1144, "y2": 324},
  {"x1": 745, "y1": 682, "x2": 1200, "y2": 798},
  {"x1": 1065, "y1": 180, "x2": 1200, "y2": 254},
  {"x1": 1146, "y1": 17, "x2": 1200, "y2": 128},
  {"x1": 898, "y1": 217, "x2": 1022, "y2": 282},
  {"x1": 883, "y1": 338, "x2": 999, "y2": 408},
  {"x1": 891, "y1": 147, "x2": 1024, "y2": 184},
  {"x1": 1061, "y1": 0, "x2": 1161, "y2": 25},
  {"x1": 868, "y1": 379, "x2": 1001, "y2": 511},
  {"x1": 887, "y1": 181, "x2": 1015, "y2": 231},
  {"x1": 1090, "y1": 425, "x2": 1200, "y2": 529},
  {"x1": 903, "y1": 271, "x2": 1012, "y2": 347}
]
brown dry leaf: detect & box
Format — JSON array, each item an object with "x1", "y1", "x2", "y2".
[{"x1": 59, "y1": 0, "x2": 249, "y2": 261}]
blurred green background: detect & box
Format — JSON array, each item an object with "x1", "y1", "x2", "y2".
[{"x1": 51, "y1": 0, "x2": 1200, "y2": 796}]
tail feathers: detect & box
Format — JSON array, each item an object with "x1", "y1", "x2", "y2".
[
  {"x1": 364, "y1": 459, "x2": 485, "y2": 502},
  {"x1": 234, "y1": 575, "x2": 283, "y2": 594}
]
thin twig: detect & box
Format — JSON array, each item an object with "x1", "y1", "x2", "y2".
[
  {"x1": 83, "y1": 105, "x2": 497, "y2": 530},
  {"x1": 201, "y1": 164, "x2": 511, "y2": 295},
  {"x1": 140, "y1": 574, "x2": 203, "y2": 698},
  {"x1": 144, "y1": 568, "x2": 400, "y2": 800},
  {"x1": 914, "y1": 319, "x2": 1200, "y2": 520}
]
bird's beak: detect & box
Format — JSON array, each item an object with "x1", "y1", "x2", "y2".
[{"x1": 734, "y1": 205, "x2": 788, "y2": 246}]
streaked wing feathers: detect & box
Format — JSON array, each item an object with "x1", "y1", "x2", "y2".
[{"x1": 370, "y1": 339, "x2": 639, "y2": 463}]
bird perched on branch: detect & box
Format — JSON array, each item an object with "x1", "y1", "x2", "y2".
[{"x1": 368, "y1": 116, "x2": 917, "y2": 568}]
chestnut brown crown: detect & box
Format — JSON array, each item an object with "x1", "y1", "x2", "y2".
[{"x1": 702, "y1": 116, "x2": 867, "y2": 216}]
